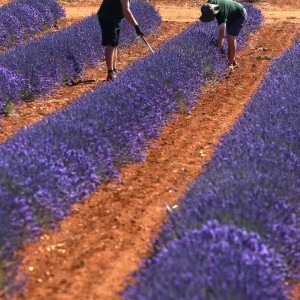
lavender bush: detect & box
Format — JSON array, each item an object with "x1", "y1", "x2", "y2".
[
  {"x1": 122, "y1": 221, "x2": 290, "y2": 300},
  {"x1": 0, "y1": 0, "x2": 161, "y2": 114},
  {"x1": 0, "y1": 0, "x2": 65, "y2": 50},
  {"x1": 0, "y1": 3, "x2": 261, "y2": 296},
  {"x1": 0, "y1": 67, "x2": 27, "y2": 115}
]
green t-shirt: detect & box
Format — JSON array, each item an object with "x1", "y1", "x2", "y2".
[{"x1": 208, "y1": 0, "x2": 245, "y2": 25}]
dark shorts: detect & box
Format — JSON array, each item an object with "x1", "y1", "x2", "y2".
[
  {"x1": 98, "y1": 17, "x2": 120, "y2": 47},
  {"x1": 227, "y1": 8, "x2": 247, "y2": 37}
]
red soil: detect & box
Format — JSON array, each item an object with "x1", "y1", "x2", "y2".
[{"x1": 0, "y1": 1, "x2": 299, "y2": 299}]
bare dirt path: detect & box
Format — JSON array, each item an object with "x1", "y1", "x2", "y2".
[
  {"x1": 1, "y1": 1, "x2": 299, "y2": 300},
  {"x1": 63, "y1": 4, "x2": 300, "y2": 23},
  {"x1": 64, "y1": 5, "x2": 200, "y2": 22}
]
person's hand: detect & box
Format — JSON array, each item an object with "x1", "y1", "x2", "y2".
[{"x1": 134, "y1": 25, "x2": 144, "y2": 36}]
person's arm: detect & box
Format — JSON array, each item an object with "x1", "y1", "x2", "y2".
[
  {"x1": 217, "y1": 22, "x2": 225, "y2": 50},
  {"x1": 120, "y1": 0, "x2": 138, "y2": 26},
  {"x1": 120, "y1": 0, "x2": 144, "y2": 35}
]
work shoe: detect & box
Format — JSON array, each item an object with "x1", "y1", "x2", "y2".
[{"x1": 107, "y1": 70, "x2": 116, "y2": 81}]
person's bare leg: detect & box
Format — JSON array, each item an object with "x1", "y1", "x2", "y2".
[
  {"x1": 105, "y1": 45, "x2": 115, "y2": 71},
  {"x1": 105, "y1": 46, "x2": 117, "y2": 80},
  {"x1": 227, "y1": 35, "x2": 237, "y2": 65},
  {"x1": 113, "y1": 47, "x2": 118, "y2": 71}
]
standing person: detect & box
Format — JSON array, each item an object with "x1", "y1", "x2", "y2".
[
  {"x1": 97, "y1": 0, "x2": 144, "y2": 81},
  {"x1": 199, "y1": 0, "x2": 247, "y2": 70}
]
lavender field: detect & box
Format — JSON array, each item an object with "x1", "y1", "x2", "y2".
[
  {"x1": 0, "y1": 0, "x2": 299, "y2": 299},
  {"x1": 0, "y1": 2, "x2": 263, "y2": 296}
]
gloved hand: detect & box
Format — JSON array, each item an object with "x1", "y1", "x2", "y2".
[{"x1": 134, "y1": 25, "x2": 144, "y2": 36}]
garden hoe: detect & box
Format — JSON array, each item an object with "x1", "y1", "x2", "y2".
[{"x1": 141, "y1": 35, "x2": 154, "y2": 54}]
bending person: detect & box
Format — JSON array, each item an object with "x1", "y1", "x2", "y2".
[{"x1": 199, "y1": 0, "x2": 247, "y2": 70}]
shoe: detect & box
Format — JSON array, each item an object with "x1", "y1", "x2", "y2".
[
  {"x1": 228, "y1": 64, "x2": 234, "y2": 71},
  {"x1": 233, "y1": 59, "x2": 238, "y2": 67},
  {"x1": 107, "y1": 71, "x2": 116, "y2": 81}
]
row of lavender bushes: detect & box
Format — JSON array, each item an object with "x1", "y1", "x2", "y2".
[
  {"x1": 0, "y1": 0, "x2": 161, "y2": 115},
  {"x1": 0, "y1": 0, "x2": 65, "y2": 50},
  {"x1": 0, "y1": 3, "x2": 261, "y2": 297},
  {"x1": 122, "y1": 40, "x2": 300, "y2": 300}
]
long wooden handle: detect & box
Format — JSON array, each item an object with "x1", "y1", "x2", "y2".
[{"x1": 141, "y1": 35, "x2": 154, "y2": 54}]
